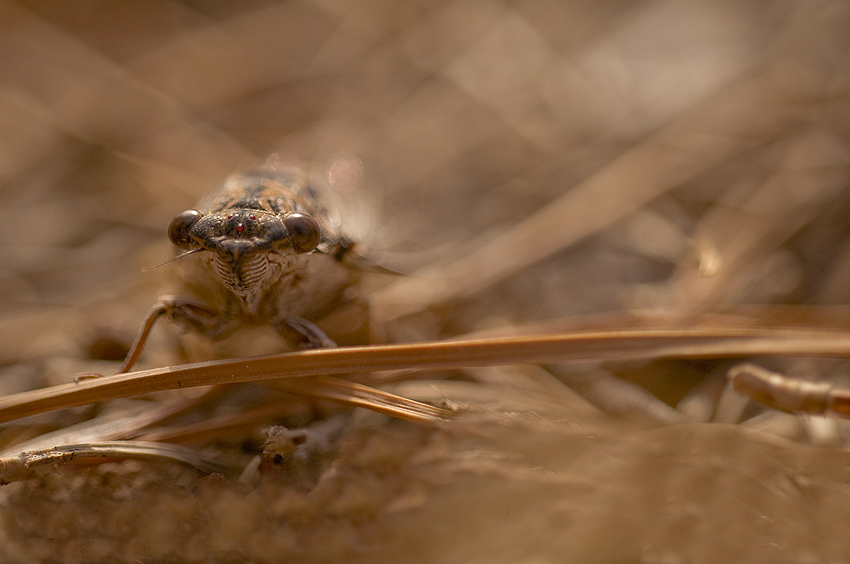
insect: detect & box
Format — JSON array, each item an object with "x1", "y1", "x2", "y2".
[{"x1": 118, "y1": 167, "x2": 367, "y2": 373}]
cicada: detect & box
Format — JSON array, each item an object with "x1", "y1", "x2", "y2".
[{"x1": 119, "y1": 167, "x2": 368, "y2": 372}]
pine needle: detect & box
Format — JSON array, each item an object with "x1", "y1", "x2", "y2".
[{"x1": 3, "y1": 324, "x2": 850, "y2": 425}]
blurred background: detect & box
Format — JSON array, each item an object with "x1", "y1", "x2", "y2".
[{"x1": 1, "y1": 0, "x2": 850, "y2": 562}]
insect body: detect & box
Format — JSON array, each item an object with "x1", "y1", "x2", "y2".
[{"x1": 119, "y1": 168, "x2": 365, "y2": 373}]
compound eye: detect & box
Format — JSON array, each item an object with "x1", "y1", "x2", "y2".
[
  {"x1": 283, "y1": 213, "x2": 321, "y2": 253},
  {"x1": 168, "y1": 210, "x2": 203, "y2": 249}
]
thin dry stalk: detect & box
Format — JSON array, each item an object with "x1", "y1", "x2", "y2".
[
  {"x1": 372, "y1": 69, "x2": 794, "y2": 320},
  {"x1": 729, "y1": 362, "x2": 850, "y2": 418},
  {"x1": 4, "y1": 325, "x2": 850, "y2": 425},
  {"x1": 0, "y1": 441, "x2": 228, "y2": 485}
]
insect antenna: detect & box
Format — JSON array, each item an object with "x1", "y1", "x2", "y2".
[{"x1": 142, "y1": 248, "x2": 204, "y2": 271}]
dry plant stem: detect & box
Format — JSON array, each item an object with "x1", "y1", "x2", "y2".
[
  {"x1": 274, "y1": 376, "x2": 450, "y2": 422},
  {"x1": 1, "y1": 399, "x2": 198, "y2": 455},
  {"x1": 548, "y1": 366, "x2": 687, "y2": 425},
  {"x1": 1, "y1": 3, "x2": 257, "y2": 170},
  {"x1": 373, "y1": 70, "x2": 791, "y2": 320},
  {"x1": 0, "y1": 387, "x2": 239, "y2": 454},
  {"x1": 669, "y1": 132, "x2": 848, "y2": 309},
  {"x1": 136, "y1": 399, "x2": 313, "y2": 444},
  {"x1": 728, "y1": 363, "x2": 850, "y2": 417},
  {"x1": 4, "y1": 327, "x2": 850, "y2": 425},
  {"x1": 0, "y1": 441, "x2": 228, "y2": 485}
]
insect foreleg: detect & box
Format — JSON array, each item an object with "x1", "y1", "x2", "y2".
[
  {"x1": 120, "y1": 295, "x2": 234, "y2": 373},
  {"x1": 276, "y1": 314, "x2": 337, "y2": 349}
]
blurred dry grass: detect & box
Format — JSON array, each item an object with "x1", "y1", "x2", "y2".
[{"x1": 2, "y1": 0, "x2": 850, "y2": 562}]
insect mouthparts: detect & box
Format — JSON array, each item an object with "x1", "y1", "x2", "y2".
[{"x1": 214, "y1": 252, "x2": 270, "y2": 295}]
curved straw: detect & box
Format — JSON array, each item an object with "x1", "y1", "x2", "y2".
[
  {"x1": 0, "y1": 441, "x2": 228, "y2": 485},
  {"x1": 4, "y1": 327, "x2": 850, "y2": 425},
  {"x1": 728, "y1": 362, "x2": 850, "y2": 418}
]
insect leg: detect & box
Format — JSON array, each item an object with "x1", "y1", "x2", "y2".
[
  {"x1": 118, "y1": 301, "x2": 169, "y2": 373},
  {"x1": 119, "y1": 296, "x2": 232, "y2": 373},
  {"x1": 276, "y1": 314, "x2": 337, "y2": 349}
]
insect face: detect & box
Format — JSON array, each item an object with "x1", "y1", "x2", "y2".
[{"x1": 167, "y1": 207, "x2": 322, "y2": 295}]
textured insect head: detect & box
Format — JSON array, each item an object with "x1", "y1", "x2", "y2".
[{"x1": 167, "y1": 207, "x2": 322, "y2": 295}]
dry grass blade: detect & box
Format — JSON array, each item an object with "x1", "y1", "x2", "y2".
[
  {"x1": 1, "y1": 402, "x2": 188, "y2": 455},
  {"x1": 4, "y1": 326, "x2": 850, "y2": 425},
  {"x1": 0, "y1": 441, "x2": 229, "y2": 485},
  {"x1": 668, "y1": 131, "x2": 850, "y2": 309},
  {"x1": 136, "y1": 400, "x2": 311, "y2": 444},
  {"x1": 373, "y1": 70, "x2": 792, "y2": 320},
  {"x1": 728, "y1": 362, "x2": 850, "y2": 418},
  {"x1": 275, "y1": 376, "x2": 452, "y2": 425}
]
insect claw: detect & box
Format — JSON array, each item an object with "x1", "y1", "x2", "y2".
[{"x1": 279, "y1": 315, "x2": 337, "y2": 349}]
